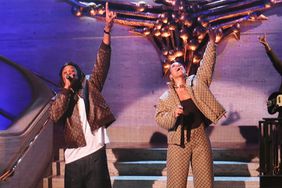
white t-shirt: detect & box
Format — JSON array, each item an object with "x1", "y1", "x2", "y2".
[{"x1": 64, "y1": 96, "x2": 110, "y2": 164}]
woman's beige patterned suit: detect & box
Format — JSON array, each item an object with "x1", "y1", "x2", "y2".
[{"x1": 155, "y1": 41, "x2": 226, "y2": 188}]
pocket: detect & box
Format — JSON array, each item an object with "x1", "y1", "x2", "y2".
[
  {"x1": 167, "y1": 131, "x2": 177, "y2": 145},
  {"x1": 167, "y1": 132, "x2": 173, "y2": 144}
]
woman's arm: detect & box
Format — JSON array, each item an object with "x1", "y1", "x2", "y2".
[
  {"x1": 155, "y1": 93, "x2": 178, "y2": 130},
  {"x1": 266, "y1": 50, "x2": 282, "y2": 75},
  {"x1": 195, "y1": 39, "x2": 217, "y2": 87},
  {"x1": 259, "y1": 34, "x2": 282, "y2": 75}
]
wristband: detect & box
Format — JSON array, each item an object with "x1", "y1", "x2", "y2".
[{"x1": 104, "y1": 30, "x2": 110, "y2": 35}]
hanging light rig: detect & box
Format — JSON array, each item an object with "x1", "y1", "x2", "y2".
[
  {"x1": 71, "y1": 1, "x2": 105, "y2": 17},
  {"x1": 68, "y1": 0, "x2": 282, "y2": 77}
]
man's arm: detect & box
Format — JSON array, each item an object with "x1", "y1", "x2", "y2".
[
  {"x1": 103, "y1": 2, "x2": 116, "y2": 46},
  {"x1": 89, "y1": 42, "x2": 111, "y2": 91},
  {"x1": 49, "y1": 89, "x2": 73, "y2": 123},
  {"x1": 89, "y1": 2, "x2": 116, "y2": 91}
]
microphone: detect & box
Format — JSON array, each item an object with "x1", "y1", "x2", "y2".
[
  {"x1": 66, "y1": 75, "x2": 74, "y2": 81},
  {"x1": 66, "y1": 75, "x2": 82, "y2": 92}
]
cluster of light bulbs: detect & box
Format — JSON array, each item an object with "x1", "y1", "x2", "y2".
[
  {"x1": 69, "y1": 0, "x2": 277, "y2": 76},
  {"x1": 71, "y1": 2, "x2": 105, "y2": 17}
]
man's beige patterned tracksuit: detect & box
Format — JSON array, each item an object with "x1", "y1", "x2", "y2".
[{"x1": 155, "y1": 41, "x2": 226, "y2": 188}]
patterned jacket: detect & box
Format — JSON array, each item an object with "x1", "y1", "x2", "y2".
[
  {"x1": 50, "y1": 42, "x2": 115, "y2": 148},
  {"x1": 155, "y1": 41, "x2": 226, "y2": 145}
]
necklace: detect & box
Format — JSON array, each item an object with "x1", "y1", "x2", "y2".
[{"x1": 174, "y1": 84, "x2": 186, "y2": 89}]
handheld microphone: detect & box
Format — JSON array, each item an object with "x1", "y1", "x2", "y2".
[
  {"x1": 66, "y1": 75, "x2": 74, "y2": 81},
  {"x1": 66, "y1": 75, "x2": 82, "y2": 92}
]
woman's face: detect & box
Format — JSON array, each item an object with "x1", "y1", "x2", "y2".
[
  {"x1": 169, "y1": 62, "x2": 186, "y2": 80},
  {"x1": 61, "y1": 65, "x2": 78, "y2": 85}
]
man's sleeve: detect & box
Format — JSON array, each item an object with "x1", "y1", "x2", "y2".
[
  {"x1": 49, "y1": 89, "x2": 72, "y2": 123},
  {"x1": 89, "y1": 42, "x2": 111, "y2": 91}
]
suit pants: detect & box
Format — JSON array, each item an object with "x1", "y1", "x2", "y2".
[
  {"x1": 64, "y1": 146, "x2": 111, "y2": 188},
  {"x1": 167, "y1": 124, "x2": 213, "y2": 188}
]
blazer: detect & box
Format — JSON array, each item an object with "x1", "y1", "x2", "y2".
[
  {"x1": 155, "y1": 41, "x2": 226, "y2": 145},
  {"x1": 50, "y1": 42, "x2": 115, "y2": 148}
]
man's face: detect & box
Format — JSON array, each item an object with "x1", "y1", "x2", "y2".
[
  {"x1": 169, "y1": 62, "x2": 186, "y2": 80},
  {"x1": 61, "y1": 65, "x2": 78, "y2": 85}
]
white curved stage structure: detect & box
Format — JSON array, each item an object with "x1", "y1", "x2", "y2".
[{"x1": 0, "y1": 56, "x2": 54, "y2": 188}]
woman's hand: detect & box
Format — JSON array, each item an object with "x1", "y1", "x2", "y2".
[
  {"x1": 174, "y1": 105, "x2": 184, "y2": 118},
  {"x1": 208, "y1": 29, "x2": 216, "y2": 43},
  {"x1": 259, "y1": 34, "x2": 271, "y2": 51}
]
